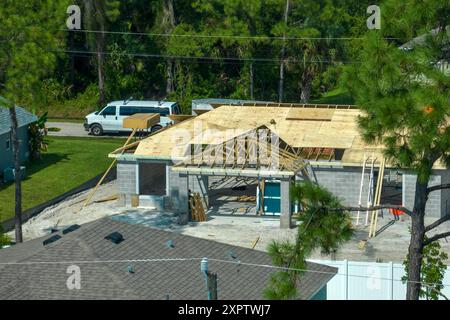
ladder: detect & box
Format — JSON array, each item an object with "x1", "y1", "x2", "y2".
[
  {"x1": 369, "y1": 157, "x2": 386, "y2": 238},
  {"x1": 355, "y1": 153, "x2": 377, "y2": 226}
]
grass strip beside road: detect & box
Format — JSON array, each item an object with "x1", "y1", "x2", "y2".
[{"x1": 0, "y1": 136, "x2": 125, "y2": 222}]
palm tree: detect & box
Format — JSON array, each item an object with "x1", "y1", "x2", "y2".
[{"x1": 82, "y1": 0, "x2": 120, "y2": 106}]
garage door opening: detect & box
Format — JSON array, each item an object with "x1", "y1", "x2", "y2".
[
  {"x1": 139, "y1": 163, "x2": 167, "y2": 196},
  {"x1": 208, "y1": 177, "x2": 258, "y2": 216}
]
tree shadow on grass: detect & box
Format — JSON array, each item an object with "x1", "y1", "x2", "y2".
[{"x1": 0, "y1": 152, "x2": 70, "y2": 192}]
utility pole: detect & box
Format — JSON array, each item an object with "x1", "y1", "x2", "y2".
[
  {"x1": 9, "y1": 104, "x2": 23, "y2": 243},
  {"x1": 278, "y1": 0, "x2": 290, "y2": 103},
  {"x1": 201, "y1": 257, "x2": 218, "y2": 300}
]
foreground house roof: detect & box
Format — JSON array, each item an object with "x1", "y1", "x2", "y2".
[
  {"x1": 0, "y1": 97, "x2": 38, "y2": 135},
  {"x1": 0, "y1": 217, "x2": 336, "y2": 300}
]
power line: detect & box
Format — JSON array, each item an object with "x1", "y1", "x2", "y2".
[
  {"x1": 52, "y1": 49, "x2": 356, "y2": 64},
  {"x1": 208, "y1": 258, "x2": 450, "y2": 289},
  {"x1": 64, "y1": 29, "x2": 396, "y2": 41},
  {"x1": 0, "y1": 257, "x2": 202, "y2": 266},
  {"x1": 0, "y1": 255, "x2": 448, "y2": 289}
]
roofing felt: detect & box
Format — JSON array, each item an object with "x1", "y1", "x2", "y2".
[
  {"x1": 0, "y1": 97, "x2": 38, "y2": 135},
  {"x1": 0, "y1": 217, "x2": 337, "y2": 300}
]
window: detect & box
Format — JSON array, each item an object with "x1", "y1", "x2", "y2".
[
  {"x1": 158, "y1": 107, "x2": 170, "y2": 116},
  {"x1": 101, "y1": 106, "x2": 116, "y2": 116},
  {"x1": 119, "y1": 106, "x2": 170, "y2": 117},
  {"x1": 119, "y1": 106, "x2": 138, "y2": 116},
  {"x1": 6, "y1": 139, "x2": 11, "y2": 150},
  {"x1": 172, "y1": 104, "x2": 181, "y2": 115}
]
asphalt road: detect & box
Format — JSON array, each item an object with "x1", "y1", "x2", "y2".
[{"x1": 47, "y1": 122, "x2": 127, "y2": 138}]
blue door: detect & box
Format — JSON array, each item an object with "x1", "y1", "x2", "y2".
[{"x1": 263, "y1": 181, "x2": 281, "y2": 216}]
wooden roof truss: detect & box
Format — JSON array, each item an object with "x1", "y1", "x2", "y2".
[{"x1": 176, "y1": 127, "x2": 307, "y2": 174}]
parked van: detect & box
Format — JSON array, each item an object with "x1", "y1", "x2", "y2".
[{"x1": 84, "y1": 100, "x2": 180, "y2": 136}]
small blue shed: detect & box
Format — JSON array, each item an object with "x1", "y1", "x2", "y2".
[{"x1": 0, "y1": 97, "x2": 37, "y2": 175}]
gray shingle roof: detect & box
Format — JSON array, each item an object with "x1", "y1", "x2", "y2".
[
  {"x1": 0, "y1": 218, "x2": 337, "y2": 300},
  {"x1": 0, "y1": 97, "x2": 38, "y2": 135}
]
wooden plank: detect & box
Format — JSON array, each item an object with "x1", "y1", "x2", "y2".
[
  {"x1": 285, "y1": 108, "x2": 334, "y2": 121},
  {"x1": 123, "y1": 113, "x2": 160, "y2": 129},
  {"x1": 189, "y1": 197, "x2": 198, "y2": 221}
]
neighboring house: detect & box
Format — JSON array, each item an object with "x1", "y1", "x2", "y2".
[
  {"x1": 191, "y1": 98, "x2": 272, "y2": 115},
  {"x1": 0, "y1": 98, "x2": 37, "y2": 174},
  {"x1": 0, "y1": 217, "x2": 336, "y2": 300},
  {"x1": 399, "y1": 25, "x2": 450, "y2": 75}
]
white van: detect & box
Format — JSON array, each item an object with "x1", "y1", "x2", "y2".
[{"x1": 84, "y1": 100, "x2": 180, "y2": 136}]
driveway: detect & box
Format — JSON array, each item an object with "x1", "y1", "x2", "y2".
[
  {"x1": 47, "y1": 122, "x2": 126, "y2": 138},
  {"x1": 47, "y1": 122, "x2": 89, "y2": 137}
]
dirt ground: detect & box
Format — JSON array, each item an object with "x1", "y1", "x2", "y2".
[{"x1": 9, "y1": 180, "x2": 450, "y2": 264}]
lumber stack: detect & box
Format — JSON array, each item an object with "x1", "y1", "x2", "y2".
[
  {"x1": 189, "y1": 192, "x2": 207, "y2": 222},
  {"x1": 237, "y1": 195, "x2": 256, "y2": 202}
]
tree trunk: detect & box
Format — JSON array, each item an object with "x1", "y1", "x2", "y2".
[
  {"x1": 300, "y1": 77, "x2": 312, "y2": 103},
  {"x1": 249, "y1": 62, "x2": 254, "y2": 99},
  {"x1": 9, "y1": 106, "x2": 23, "y2": 243},
  {"x1": 166, "y1": 59, "x2": 174, "y2": 95},
  {"x1": 69, "y1": 30, "x2": 75, "y2": 90},
  {"x1": 96, "y1": 31, "x2": 105, "y2": 106},
  {"x1": 163, "y1": 0, "x2": 176, "y2": 96},
  {"x1": 278, "y1": 0, "x2": 289, "y2": 103},
  {"x1": 406, "y1": 180, "x2": 428, "y2": 300}
]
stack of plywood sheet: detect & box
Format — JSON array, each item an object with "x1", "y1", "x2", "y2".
[{"x1": 123, "y1": 113, "x2": 160, "y2": 129}]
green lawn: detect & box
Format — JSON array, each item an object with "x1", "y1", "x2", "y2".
[
  {"x1": 0, "y1": 136, "x2": 125, "y2": 222},
  {"x1": 310, "y1": 88, "x2": 355, "y2": 105}
]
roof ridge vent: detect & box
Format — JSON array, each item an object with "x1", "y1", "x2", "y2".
[
  {"x1": 43, "y1": 235, "x2": 62, "y2": 246},
  {"x1": 62, "y1": 224, "x2": 80, "y2": 235},
  {"x1": 105, "y1": 232, "x2": 124, "y2": 244}
]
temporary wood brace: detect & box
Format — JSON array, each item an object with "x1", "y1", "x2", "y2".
[
  {"x1": 79, "y1": 128, "x2": 137, "y2": 210},
  {"x1": 369, "y1": 157, "x2": 386, "y2": 238}
]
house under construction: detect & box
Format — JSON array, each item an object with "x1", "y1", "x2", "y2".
[{"x1": 109, "y1": 102, "x2": 450, "y2": 229}]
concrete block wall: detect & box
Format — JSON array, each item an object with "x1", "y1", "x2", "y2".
[
  {"x1": 167, "y1": 167, "x2": 189, "y2": 214},
  {"x1": 441, "y1": 171, "x2": 450, "y2": 217},
  {"x1": 306, "y1": 166, "x2": 450, "y2": 218},
  {"x1": 403, "y1": 170, "x2": 450, "y2": 218},
  {"x1": 306, "y1": 166, "x2": 373, "y2": 207},
  {"x1": 117, "y1": 160, "x2": 137, "y2": 206}
]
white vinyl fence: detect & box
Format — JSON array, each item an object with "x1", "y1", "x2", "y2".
[{"x1": 308, "y1": 259, "x2": 450, "y2": 300}]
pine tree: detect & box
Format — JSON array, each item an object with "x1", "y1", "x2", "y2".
[
  {"x1": 343, "y1": 0, "x2": 450, "y2": 300},
  {"x1": 265, "y1": 181, "x2": 353, "y2": 299}
]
